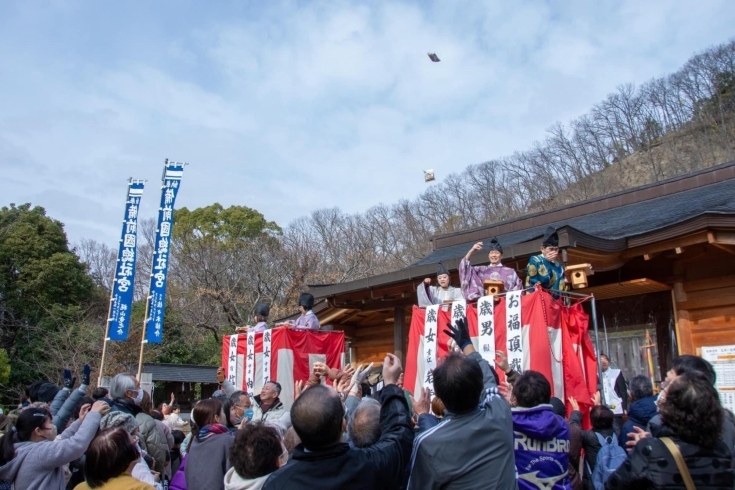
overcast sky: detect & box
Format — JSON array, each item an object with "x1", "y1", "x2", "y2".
[{"x1": 2, "y1": 0, "x2": 734, "y2": 247}]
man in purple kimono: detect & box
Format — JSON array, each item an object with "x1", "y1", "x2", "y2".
[
  {"x1": 290, "y1": 292, "x2": 320, "y2": 330},
  {"x1": 248, "y1": 302, "x2": 270, "y2": 333},
  {"x1": 460, "y1": 237, "x2": 523, "y2": 301},
  {"x1": 416, "y1": 262, "x2": 463, "y2": 306}
]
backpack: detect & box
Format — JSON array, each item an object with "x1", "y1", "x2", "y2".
[{"x1": 590, "y1": 432, "x2": 627, "y2": 490}]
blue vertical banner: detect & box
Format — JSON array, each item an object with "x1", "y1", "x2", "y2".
[
  {"x1": 108, "y1": 180, "x2": 145, "y2": 341},
  {"x1": 144, "y1": 160, "x2": 185, "y2": 343}
]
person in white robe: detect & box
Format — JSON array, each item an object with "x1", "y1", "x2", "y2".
[{"x1": 417, "y1": 262, "x2": 464, "y2": 306}]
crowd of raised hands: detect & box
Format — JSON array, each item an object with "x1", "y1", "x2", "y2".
[{"x1": 1, "y1": 321, "x2": 733, "y2": 490}]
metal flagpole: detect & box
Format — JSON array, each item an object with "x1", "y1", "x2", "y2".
[
  {"x1": 136, "y1": 293, "x2": 152, "y2": 380},
  {"x1": 98, "y1": 263, "x2": 119, "y2": 387},
  {"x1": 590, "y1": 294, "x2": 605, "y2": 405},
  {"x1": 603, "y1": 316, "x2": 610, "y2": 357}
]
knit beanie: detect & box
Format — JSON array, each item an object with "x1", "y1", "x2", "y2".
[{"x1": 100, "y1": 412, "x2": 139, "y2": 434}]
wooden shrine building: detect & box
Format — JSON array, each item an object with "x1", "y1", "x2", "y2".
[{"x1": 306, "y1": 161, "x2": 735, "y2": 383}]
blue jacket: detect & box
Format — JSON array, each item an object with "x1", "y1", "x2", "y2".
[
  {"x1": 619, "y1": 396, "x2": 657, "y2": 447},
  {"x1": 513, "y1": 405, "x2": 572, "y2": 490}
]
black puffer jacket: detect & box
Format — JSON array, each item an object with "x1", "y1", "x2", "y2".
[{"x1": 605, "y1": 425, "x2": 734, "y2": 489}]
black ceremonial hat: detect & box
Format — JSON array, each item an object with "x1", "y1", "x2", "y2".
[
  {"x1": 254, "y1": 302, "x2": 270, "y2": 317},
  {"x1": 298, "y1": 292, "x2": 315, "y2": 310},
  {"x1": 437, "y1": 262, "x2": 449, "y2": 277},
  {"x1": 542, "y1": 226, "x2": 559, "y2": 247},
  {"x1": 488, "y1": 237, "x2": 503, "y2": 253}
]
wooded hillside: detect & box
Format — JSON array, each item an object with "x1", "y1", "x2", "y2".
[{"x1": 2, "y1": 39, "x2": 734, "y2": 395}]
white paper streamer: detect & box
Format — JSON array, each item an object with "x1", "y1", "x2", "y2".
[
  {"x1": 227, "y1": 335, "x2": 239, "y2": 385},
  {"x1": 262, "y1": 329, "x2": 272, "y2": 386},
  {"x1": 246, "y1": 332, "x2": 255, "y2": 396},
  {"x1": 477, "y1": 295, "x2": 496, "y2": 366},
  {"x1": 506, "y1": 290, "x2": 523, "y2": 373},
  {"x1": 423, "y1": 305, "x2": 439, "y2": 391}
]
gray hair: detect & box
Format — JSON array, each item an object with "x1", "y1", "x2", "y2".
[
  {"x1": 109, "y1": 373, "x2": 138, "y2": 400},
  {"x1": 230, "y1": 390, "x2": 249, "y2": 404},
  {"x1": 348, "y1": 398, "x2": 381, "y2": 448},
  {"x1": 267, "y1": 381, "x2": 282, "y2": 396}
]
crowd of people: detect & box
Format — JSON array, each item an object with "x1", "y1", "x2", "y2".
[{"x1": 0, "y1": 318, "x2": 733, "y2": 489}]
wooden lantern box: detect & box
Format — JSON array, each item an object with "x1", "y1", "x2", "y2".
[
  {"x1": 565, "y1": 263, "x2": 594, "y2": 289},
  {"x1": 483, "y1": 280, "x2": 505, "y2": 296}
]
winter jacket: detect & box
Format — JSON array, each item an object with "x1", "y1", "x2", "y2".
[
  {"x1": 252, "y1": 397, "x2": 289, "y2": 428},
  {"x1": 567, "y1": 420, "x2": 583, "y2": 490},
  {"x1": 263, "y1": 383, "x2": 414, "y2": 490},
  {"x1": 605, "y1": 424, "x2": 734, "y2": 489},
  {"x1": 570, "y1": 410, "x2": 616, "y2": 489},
  {"x1": 73, "y1": 474, "x2": 155, "y2": 490},
  {"x1": 185, "y1": 431, "x2": 234, "y2": 490},
  {"x1": 109, "y1": 397, "x2": 143, "y2": 417},
  {"x1": 136, "y1": 412, "x2": 169, "y2": 475},
  {"x1": 513, "y1": 405, "x2": 572, "y2": 490},
  {"x1": 0, "y1": 411, "x2": 101, "y2": 490},
  {"x1": 406, "y1": 352, "x2": 517, "y2": 490},
  {"x1": 619, "y1": 396, "x2": 657, "y2": 447},
  {"x1": 54, "y1": 384, "x2": 89, "y2": 433},
  {"x1": 164, "y1": 413, "x2": 189, "y2": 431},
  {"x1": 648, "y1": 410, "x2": 735, "y2": 461},
  {"x1": 169, "y1": 454, "x2": 187, "y2": 490},
  {"x1": 50, "y1": 387, "x2": 70, "y2": 416},
  {"x1": 224, "y1": 467, "x2": 269, "y2": 490}
]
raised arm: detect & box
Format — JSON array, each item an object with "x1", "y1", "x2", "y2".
[
  {"x1": 360, "y1": 354, "x2": 414, "y2": 487},
  {"x1": 53, "y1": 364, "x2": 91, "y2": 432}
]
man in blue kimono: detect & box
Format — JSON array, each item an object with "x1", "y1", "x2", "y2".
[{"x1": 525, "y1": 226, "x2": 568, "y2": 292}]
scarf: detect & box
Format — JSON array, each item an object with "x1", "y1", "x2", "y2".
[{"x1": 197, "y1": 423, "x2": 228, "y2": 442}]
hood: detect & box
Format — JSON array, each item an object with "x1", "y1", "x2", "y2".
[
  {"x1": 512, "y1": 405, "x2": 567, "y2": 441},
  {"x1": 224, "y1": 467, "x2": 269, "y2": 490},
  {"x1": 0, "y1": 441, "x2": 42, "y2": 482},
  {"x1": 627, "y1": 396, "x2": 657, "y2": 425}
]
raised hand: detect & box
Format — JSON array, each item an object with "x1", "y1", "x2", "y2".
[
  {"x1": 294, "y1": 380, "x2": 305, "y2": 400},
  {"x1": 91, "y1": 400, "x2": 110, "y2": 415},
  {"x1": 411, "y1": 387, "x2": 431, "y2": 417},
  {"x1": 424, "y1": 277, "x2": 432, "y2": 285},
  {"x1": 312, "y1": 362, "x2": 328, "y2": 378},
  {"x1": 342, "y1": 364, "x2": 356, "y2": 378},
  {"x1": 626, "y1": 426, "x2": 651, "y2": 452},
  {"x1": 444, "y1": 317, "x2": 472, "y2": 351},
  {"x1": 382, "y1": 353, "x2": 403, "y2": 386},
  {"x1": 63, "y1": 369, "x2": 77, "y2": 390},
  {"x1": 498, "y1": 381, "x2": 513, "y2": 406},
  {"x1": 592, "y1": 390, "x2": 602, "y2": 406},
  {"x1": 495, "y1": 350, "x2": 510, "y2": 373},
  {"x1": 78, "y1": 403, "x2": 91, "y2": 421},
  {"x1": 351, "y1": 363, "x2": 374, "y2": 388},
  {"x1": 335, "y1": 376, "x2": 353, "y2": 395},
  {"x1": 568, "y1": 396, "x2": 579, "y2": 412},
  {"x1": 465, "y1": 242, "x2": 483, "y2": 260},
  {"x1": 81, "y1": 364, "x2": 91, "y2": 386}
]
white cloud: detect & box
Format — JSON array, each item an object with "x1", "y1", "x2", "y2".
[{"x1": 0, "y1": 0, "x2": 734, "y2": 247}]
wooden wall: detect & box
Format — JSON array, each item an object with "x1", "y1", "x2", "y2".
[{"x1": 674, "y1": 246, "x2": 735, "y2": 353}]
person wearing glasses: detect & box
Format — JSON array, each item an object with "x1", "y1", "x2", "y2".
[{"x1": 525, "y1": 227, "x2": 568, "y2": 292}]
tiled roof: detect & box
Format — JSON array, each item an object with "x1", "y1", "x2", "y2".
[
  {"x1": 142, "y1": 363, "x2": 218, "y2": 383},
  {"x1": 413, "y1": 177, "x2": 735, "y2": 266}
]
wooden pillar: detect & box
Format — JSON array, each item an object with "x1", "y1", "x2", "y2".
[
  {"x1": 393, "y1": 306, "x2": 407, "y2": 364},
  {"x1": 672, "y1": 283, "x2": 694, "y2": 355}
]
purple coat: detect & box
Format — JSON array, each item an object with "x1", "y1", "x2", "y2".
[
  {"x1": 169, "y1": 454, "x2": 187, "y2": 490},
  {"x1": 459, "y1": 258, "x2": 523, "y2": 301},
  {"x1": 512, "y1": 405, "x2": 572, "y2": 490}
]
